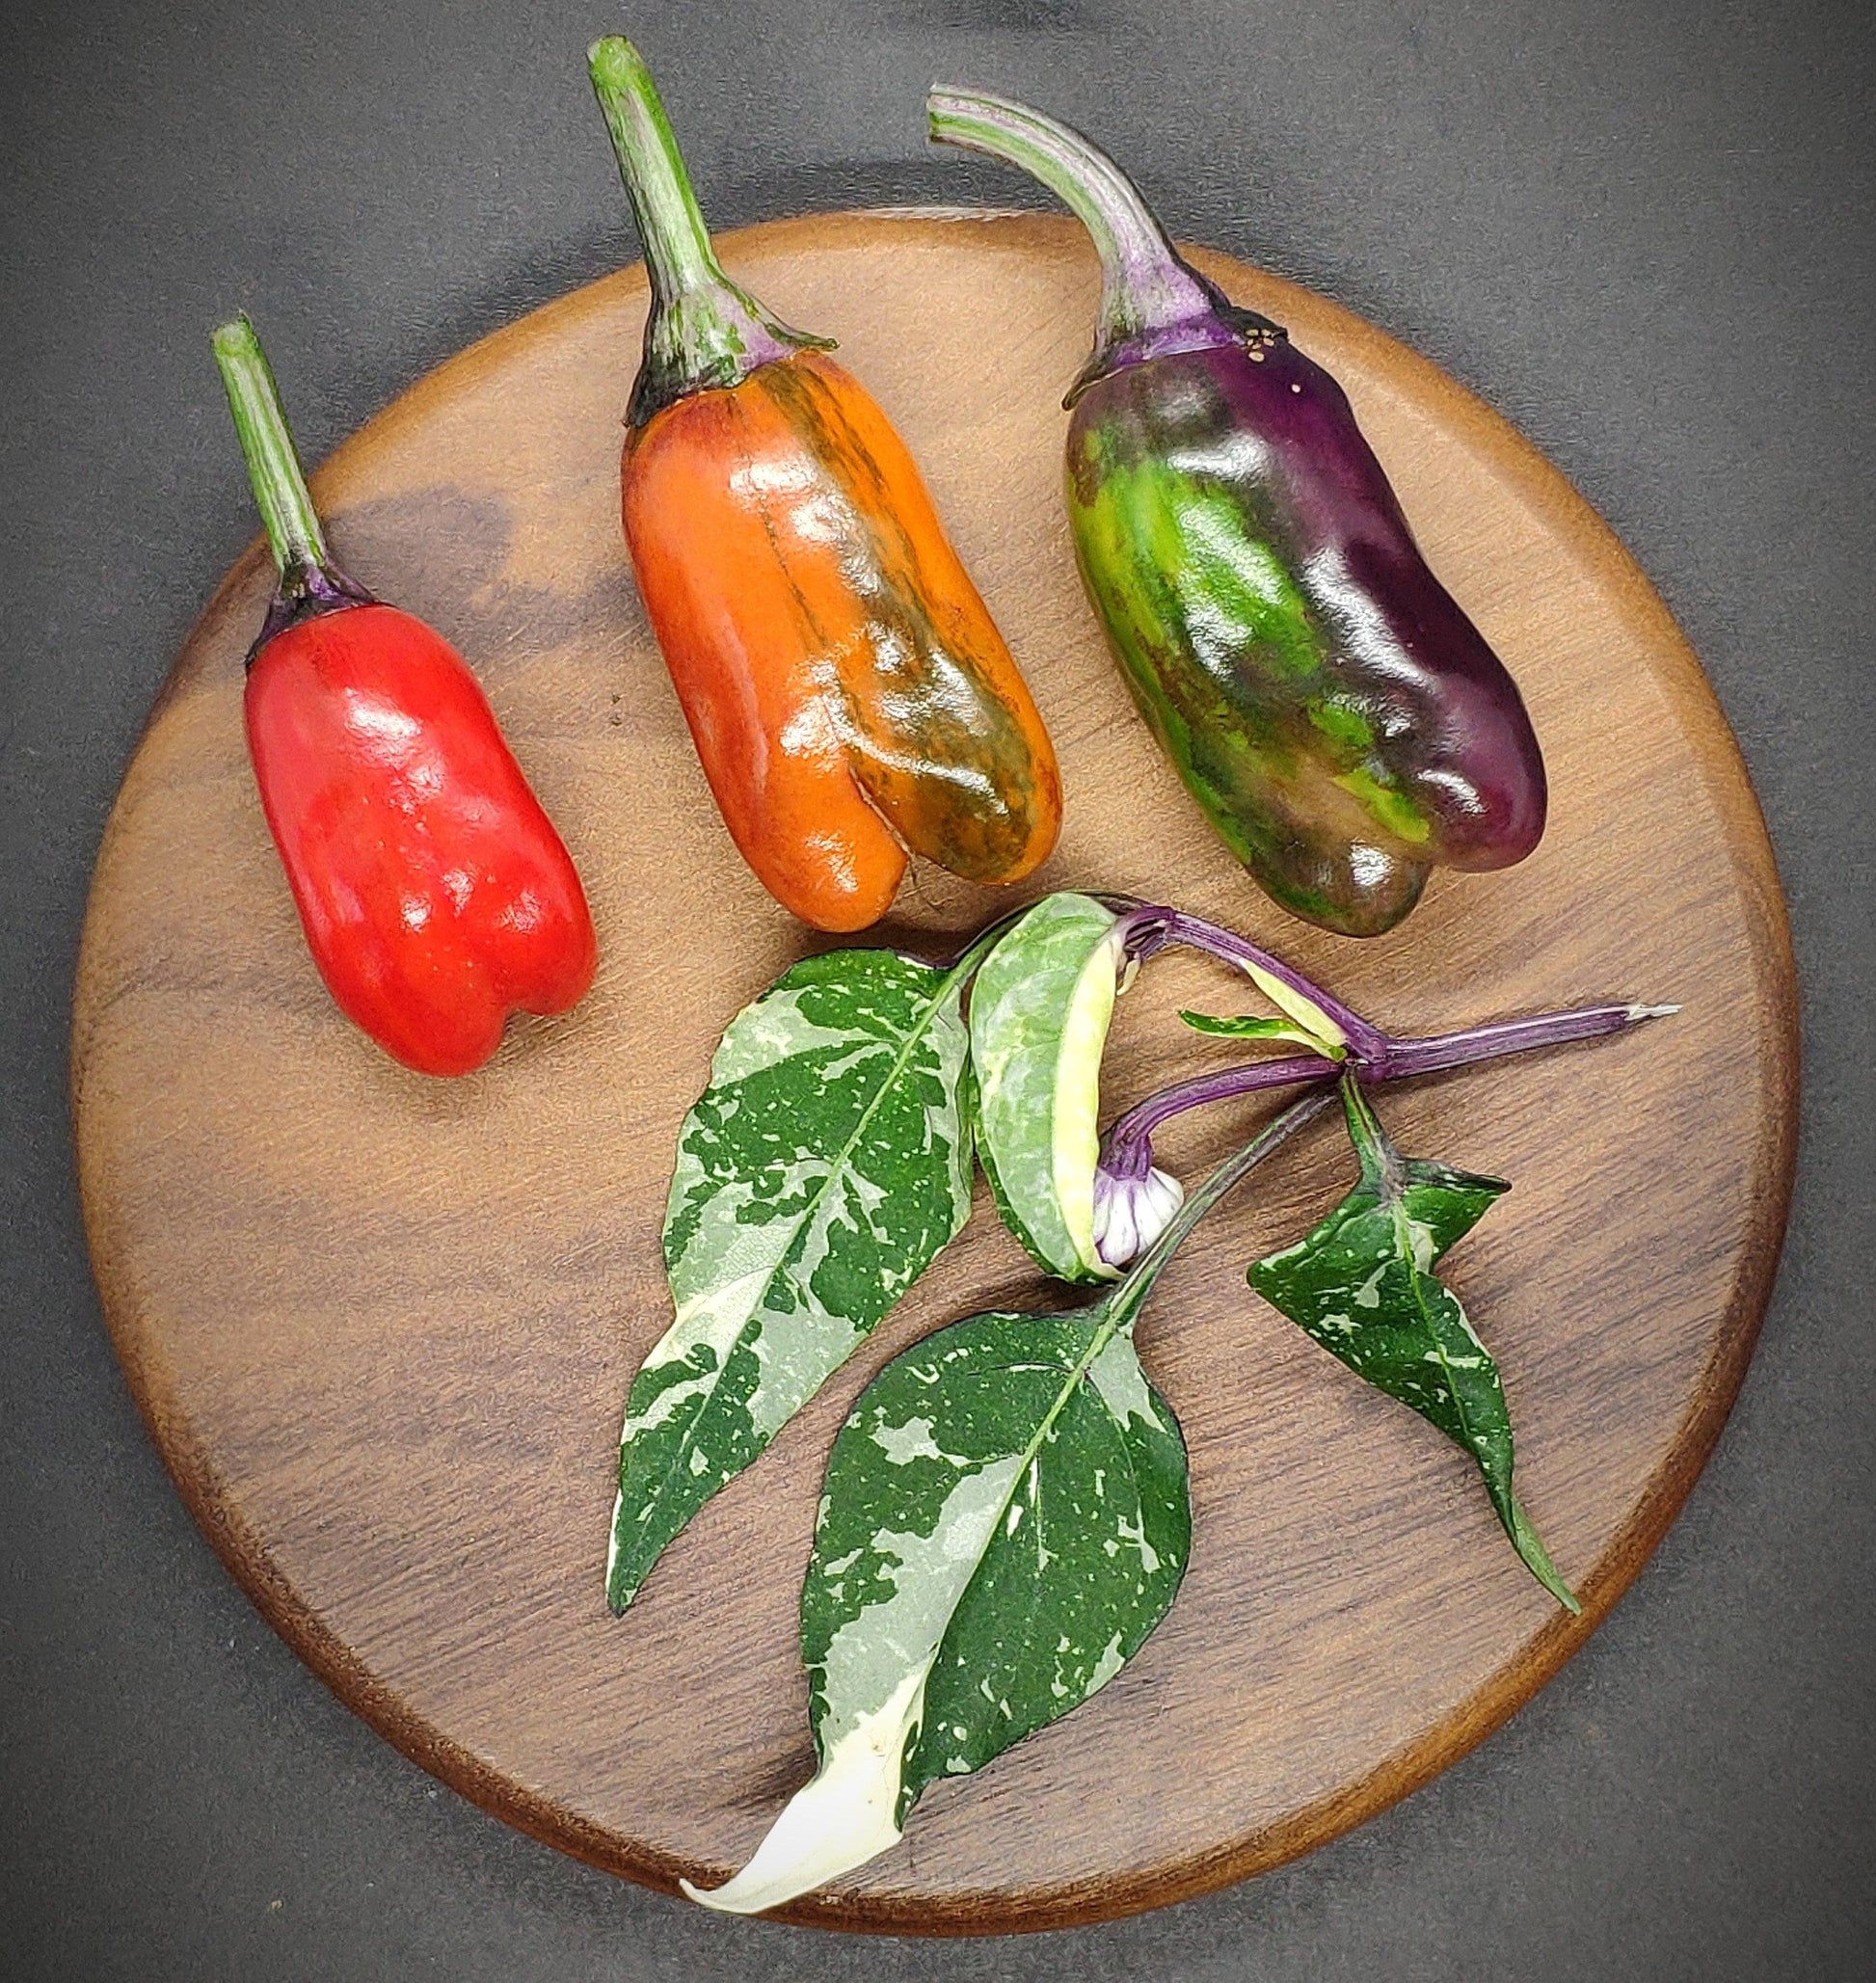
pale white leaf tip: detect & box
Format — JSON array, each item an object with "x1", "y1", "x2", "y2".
[
  {"x1": 1627, "y1": 1003, "x2": 1681, "y2": 1020},
  {"x1": 679, "y1": 1674, "x2": 920, "y2": 1913}
]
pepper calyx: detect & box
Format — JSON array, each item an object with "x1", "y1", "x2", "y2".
[
  {"x1": 249, "y1": 558, "x2": 377, "y2": 666},
  {"x1": 627, "y1": 297, "x2": 833, "y2": 430},
  {"x1": 591, "y1": 37, "x2": 837, "y2": 430},
  {"x1": 926, "y1": 87, "x2": 1284, "y2": 405},
  {"x1": 1064, "y1": 287, "x2": 1286, "y2": 407}
]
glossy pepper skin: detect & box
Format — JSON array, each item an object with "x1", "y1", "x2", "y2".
[
  {"x1": 214, "y1": 318, "x2": 596, "y2": 1076},
  {"x1": 591, "y1": 40, "x2": 1060, "y2": 932},
  {"x1": 928, "y1": 91, "x2": 1546, "y2": 937}
]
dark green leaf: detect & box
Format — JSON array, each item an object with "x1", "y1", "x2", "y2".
[
  {"x1": 684, "y1": 1303, "x2": 1189, "y2": 1910},
  {"x1": 606, "y1": 947, "x2": 976, "y2": 1611},
  {"x1": 1248, "y1": 1076, "x2": 1576, "y2": 1611}
]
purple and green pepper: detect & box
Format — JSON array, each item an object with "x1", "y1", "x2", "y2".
[{"x1": 929, "y1": 90, "x2": 1549, "y2": 936}]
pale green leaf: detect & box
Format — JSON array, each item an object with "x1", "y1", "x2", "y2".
[{"x1": 970, "y1": 893, "x2": 1124, "y2": 1283}]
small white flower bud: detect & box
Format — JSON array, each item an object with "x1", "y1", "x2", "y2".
[{"x1": 1091, "y1": 1165, "x2": 1185, "y2": 1270}]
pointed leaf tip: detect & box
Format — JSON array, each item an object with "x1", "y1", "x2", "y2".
[
  {"x1": 1250, "y1": 1081, "x2": 1571, "y2": 1608},
  {"x1": 709, "y1": 1305, "x2": 1190, "y2": 1905},
  {"x1": 1509, "y1": 1499, "x2": 1581, "y2": 1614},
  {"x1": 679, "y1": 1675, "x2": 914, "y2": 1912}
]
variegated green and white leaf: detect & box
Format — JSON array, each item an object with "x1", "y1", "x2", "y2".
[
  {"x1": 1178, "y1": 1007, "x2": 1344, "y2": 1056},
  {"x1": 970, "y1": 893, "x2": 1125, "y2": 1283},
  {"x1": 684, "y1": 1305, "x2": 1189, "y2": 1912},
  {"x1": 1249, "y1": 1076, "x2": 1577, "y2": 1611},
  {"x1": 1234, "y1": 958, "x2": 1350, "y2": 1054},
  {"x1": 606, "y1": 948, "x2": 975, "y2": 1611},
  {"x1": 683, "y1": 1086, "x2": 1335, "y2": 1913}
]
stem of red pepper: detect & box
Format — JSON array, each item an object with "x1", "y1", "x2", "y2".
[
  {"x1": 588, "y1": 37, "x2": 830, "y2": 427},
  {"x1": 212, "y1": 316, "x2": 371, "y2": 656},
  {"x1": 213, "y1": 316, "x2": 330, "y2": 580},
  {"x1": 926, "y1": 86, "x2": 1272, "y2": 400}
]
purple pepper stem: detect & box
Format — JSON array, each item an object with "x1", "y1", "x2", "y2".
[
  {"x1": 1099, "y1": 999, "x2": 1675, "y2": 1181},
  {"x1": 1099, "y1": 898, "x2": 1389, "y2": 1059},
  {"x1": 1101, "y1": 1055, "x2": 1333, "y2": 1180},
  {"x1": 1098, "y1": 1087, "x2": 1340, "y2": 1330},
  {"x1": 926, "y1": 87, "x2": 1261, "y2": 398}
]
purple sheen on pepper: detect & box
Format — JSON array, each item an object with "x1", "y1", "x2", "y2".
[{"x1": 926, "y1": 89, "x2": 1549, "y2": 937}]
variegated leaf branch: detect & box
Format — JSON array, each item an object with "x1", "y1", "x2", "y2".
[
  {"x1": 607, "y1": 940, "x2": 991, "y2": 1611},
  {"x1": 1249, "y1": 1072, "x2": 1578, "y2": 1610},
  {"x1": 684, "y1": 1088, "x2": 1336, "y2": 1914}
]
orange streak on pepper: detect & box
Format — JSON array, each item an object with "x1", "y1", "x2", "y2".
[{"x1": 622, "y1": 352, "x2": 1062, "y2": 933}]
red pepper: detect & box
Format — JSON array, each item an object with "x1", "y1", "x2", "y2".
[{"x1": 213, "y1": 317, "x2": 597, "y2": 1076}]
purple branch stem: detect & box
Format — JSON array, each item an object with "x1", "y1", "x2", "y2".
[
  {"x1": 1103, "y1": 899, "x2": 1390, "y2": 1060},
  {"x1": 1101, "y1": 1056, "x2": 1332, "y2": 1179},
  {"x1": 1100, "y1": 998, "x2": 1674, "y2": 1178},
  {"x1": 1375, "y1": 1003, "x2": 1667, "y2": 1079}
]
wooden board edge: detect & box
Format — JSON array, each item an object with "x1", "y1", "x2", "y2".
[{"x1": 65, "y1": 209, "x2": 1804, "y2": 1938}]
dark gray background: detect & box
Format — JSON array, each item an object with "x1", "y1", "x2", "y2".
[{"x1": 4, "y1": 0, "x2": 1870, "y2": 1976}]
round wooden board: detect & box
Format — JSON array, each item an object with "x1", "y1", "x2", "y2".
[{"x1": 71, "y1": 213, "x2": 1796, "y2": 1935}]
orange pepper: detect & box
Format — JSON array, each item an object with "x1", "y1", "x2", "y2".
[
  {"x1": 624, "y1": 352, "x2": 1059, "y2": 929},
  {"x1": 591, "y1": 39, "x2": 1060, "y2": 932}
]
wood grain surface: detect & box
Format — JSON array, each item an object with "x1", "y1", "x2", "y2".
[{"x1": 69, "y1": 213, "x2": 1797, "y2": 1935}]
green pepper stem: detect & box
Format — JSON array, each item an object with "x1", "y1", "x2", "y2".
[
  {"x1": 211, "y1": 315, "x2": 328, "y2": 579},
  {"x1": 588, "y1": 37, "x2": 723, "y2": 307},
  {"x1": 927, "y1": 87, "x2": 1235, "y2": 380},
  {"x1": 588, "y1": 37, "x2": 828, "y2": 424}
]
